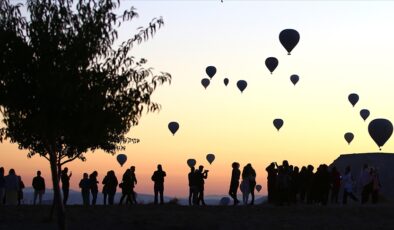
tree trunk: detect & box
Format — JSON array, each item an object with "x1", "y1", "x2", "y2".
[{"x1": 49, "y1": 147, "x2": 67, "y2": 230}]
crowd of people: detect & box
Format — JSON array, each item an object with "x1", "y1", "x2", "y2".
[{"x1": 0, "y1": 161, "x2": 383, "y2": 206}]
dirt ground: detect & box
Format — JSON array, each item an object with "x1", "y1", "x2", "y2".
[{"x1": 1, "y1": 204, "x2": 394, "y2": 230}]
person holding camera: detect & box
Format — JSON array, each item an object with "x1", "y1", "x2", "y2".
[{"x1": 196, "y1": 165, "x2": 209, "y2": 206}]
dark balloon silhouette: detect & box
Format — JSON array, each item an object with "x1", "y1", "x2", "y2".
[
  {"x1": 368, "y1": 118, "x2": 393, "y2": 150},
  {"x1": 201, "y1": 78, "x2": 210, "y2": 89},
  {"x1": 187, "y1": 159, "x2": 196, "y2": 168},
  {"x1": 116, "y1": 154, "x2": 127, "y2": 167},
  {"x1": 168, "y1": 122, "x2": 179, "y2": 135},
  {"x1": 290, "y1": 74, "x2": 299, "y2": 86},
  {"x1": 256, "y1": 184, "x2": 262, "y2": 192},
  {"x1": 273, "y1": 119, "x2": 284, "y2": 131},
  {"x1": 206, "y1": 154, "x2": 215, "y2": 164},
  {"x1": 348, "y1": 93, "x2": 359, "y2": 107},
  {"x1": 205, "y1": 66, "x2": 217, "y2": 79},
  {"x1": 360, "y1": 109, "x2": 370, "y2": 121},
  {"x1": 224, "y1": 78, "x2": 229, "y2": 86},
  {"x1": 279, "y1": 29, "x2": 300, "y2": 55},
  {"x1": 237, "y1": 80, "x2": 247, "y2": 93},
  {"x1": 265, "y1": 57, "x2": 279, "y2": 74},
  {"x1": 344, "y1": 132, "x2": 354, "y2": 145}
]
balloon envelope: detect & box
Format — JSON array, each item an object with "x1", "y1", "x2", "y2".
[
  {"x1": 256, "y1": 184, "x2": 262, "y2": 192},
  {"x1": 344, "y1": 132, "x2": 354, "y2": 145},
  {"x1": 187, "y1": 159, "x2": 196, "y2": 168},
  {"x1": 206, "y1": 66, "x2": 217, "y2": 79},
  {"x1": 360, "y1": 109, "x2": 370, "y2": 121},
  {"x1": 219, "y1": 197, "x2": 231, "y2": 206},
  {"x1": 290, "y1": 74, "x2": 299, "y2": 85},
  {"x1": 168, "y1": 121, "x2": 179, "y2": 135},
  {"x1": 236, "y1": 80, "x2": 247, "y2": 93},
  {"x1": 206, "y1": 153, "x2": 215, "y2": 164},
  {"x1": 348, "y1": 93, "x2": 359, "y2": 107},
  {"x1": 273, "y1": 119, "x2": 284, "y2": 131},
  {"x1": 265, "y1": 57, "x2": 279, "y2": 74},
  {"x1": 116, "y1": 154, "x2": 127, "y2": 167},
  {"x1": 201, "y1": 78, "x2": 210, "y2": 89},
  {"x1": 224, "y1": 78, "x2": 229, "y2": 86},
  {"x1": 368, "y1": 118, "x2": 393, "y2": 150},
  {"x1": 279, "y1": 29, "x2": 300, "y2": 55}
]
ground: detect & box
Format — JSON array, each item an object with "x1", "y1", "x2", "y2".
[{"x1": 1, "y1": 204, "x2": 394, "y2": 229}]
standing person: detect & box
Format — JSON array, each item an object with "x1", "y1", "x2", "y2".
[
  {"x1": 196, "y1": 165, "x2": 208, "y2": 205},
  {"x1": 0, "y1": 167, "x2": 5, "y2": 205},
  {"x1": 32, "y1": 171, "x2": 46, "y2": 205},
  {"x1": 188, "y1": 167, "x2": 197, "y2": 206},
  {"x1": 298, "y1": 166, "x2": 308, "y2": 203},
  {"x1": 330, "y1": 166, "x2": 341, "y2": 204},
  {"x1": 79, "y1": 173, "x2": 90, "y2": 206},
  {"x1": 102, "y1": 171, "x2": 110, "y2": 205},
  {"x1": 17, "y1": 176, "x2": 25, "y2": 205},
  {"x1": 229, "y1": 162, "x2": 240, "y2": 205},
  {"x1": 89, "y1": 171, "x2": 99, "y2": 206},
  {"x1": 4, "y1": 169, "x2": 19, "y2": 205},
  {"x1": 342, "y1": 166, "x2": 358, "y2": 204},
  {"x1": 119, "y1": 169, "x2": 133, "y2": 205},
  {"x1": 130, "y1": 166, "x2": 138, "y2": 204},
  {"x1": 242, "y1": 163, "x2": 256, "y2": 205},
  {"x1": 371, "y1": 168, "x2": 381, "y2": 204},
  {"x1": 61, "y1": 167, "x2": 72, "y2": 205},
  {"x1": 240, "y1": 176, "x2": 250, "y2": 205},
  {"x1": 359, "y1": 164, "x2": 372, "y2": 204},
  {"x1": 107, "y1": 171, "x2": 118, "y2": 205},
  {"x1": 266, "y1": 162, "x2": 278, "y2": 204},
  {"x1": 151, "y1": 164, "x2": 166, "y2": 205}
]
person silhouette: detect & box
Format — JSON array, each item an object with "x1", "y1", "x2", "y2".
[
  {"x1": 119, "y1": 169, "x2": 133, "y2": 205},
  {"x1": 89, "y1": 171, "x2": 99, "y2": 205},
  {"x1": 151, "y1": 164, "x2": 166, "y2": 205},
  {"x1": 229, "y1": 162, "x2": 240, "y2": 205},
  {"x1": 103, "y1": 170, "x2": 118, "y2": 205},
  {"x1": 61, "y1": 167, "x2": 72, "y2": 205},
  {"x1": 79, "y1": 173, "x2": 90, "y2": 206},
  {"x1": 240, "y1": 176, "x2": 250, "y2": 205},
  {"x1": 32, "y1": 171, "x2": 45, "y2": 205},
  {"x1": 330, "y1": 166, "x2": 341, "y2": 204},
  {"x1": 196, "y1": 165, "x2": 208, "y2": 205},
  {"x1": 188, "y1": 167, "x2": 197, "y2": 206},
  {"x1": 130, "y1": 166, "x2": 137, "y2": 204},
  {"x1": 342, "y1": 166, "x2": 358, "y2": 204},
  {"x1": 266, "y1": 162, "x2": 278, "y2": 204},
  {"x1": 242, "y1": 163, "x2": 256, "y2": 205}
]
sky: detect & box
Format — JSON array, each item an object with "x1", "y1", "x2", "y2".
[{"x1": 1, "y1": 0, "x2": 394, "y2": 197}]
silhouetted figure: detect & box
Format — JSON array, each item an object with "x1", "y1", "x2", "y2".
[
  {"x1": 342, "y1": 166, "x2": 358, "y2": 204},
  {"x1": 298, "y1": 166, "x2": 308, "y2": 203},
  {"x1": 242, "y1": 163, "x2": 256, "y2": 205},
  {"x1": 188, "y1": 167, "x2": 197, "y2": 206},
  {"x1": 196, "y1": 165, "x2": 208, "y2": 205},
  {"x1": 89, "y1": 171, "x2": 99, "y2": 205},
  {"x1": 152, "y1": 164, "x2": 166, "y2": 205},
  {"x1": 305, "y1": 165, "x2": 315, "y2": 204},
  {"x1": 61, "y1": 167, "x2": 72, "y2": 205},
  {"x1": 229, "y1": 162, "x2": 240, "y2": 205},
  {"x1": 315, "y1": 164, "x2": 330, "y2": 205},
  {"x1": 359, "y1": 164, "x2": 372, "y2": 204},
  {"x1": 130, "y1": 166, "x2": 138, "y2": 204},
  {"x1": 119, "y1": 169, "x2": 133, "y2": 205},
  {"x1": 291, "y1": 166, "x2": 300, "y2": 203},
  {"x1": 79, "y1": 173, "x2": 90, "y2": 206},
  {"x1": 102, "y1": 170, "x2": 118, "y2": 205},
  {"x1": 32, "y1": 171, "x2": 45, "y2": 205},
  {"x1": 330, "y1": 166, "x2": 341, "y2": 204},
  {"x1": 276, "y1": 166, "x2": 290, "y2": 205},
  {"x1": 371, "y1": 168, "x2": 381, "y2": 204},
  {"x1": 0, "y1": 167, "x2": 5, "y2": 205},
  {"x1": 17, "y1": 176, "x2": 24, "y2": 205},
  {"x1": 240, "y1": 177, "x2": 250, "y2": 205},
  {"x1": 4, "y1": 169, "x2": 19, "y2": 205},
  {"x1": 266, "y1": 162, "x2": 278, "y2": 204}
]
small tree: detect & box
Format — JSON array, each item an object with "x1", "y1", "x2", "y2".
[{"x1": 0, "y1": 0, "x2": 171, "y2": 229}]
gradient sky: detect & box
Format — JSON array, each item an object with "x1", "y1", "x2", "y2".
[{"x1": 1, "y1": 0, "x2": 394, "y2": 197}]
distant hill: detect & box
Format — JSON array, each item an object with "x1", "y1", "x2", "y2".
[{"x1": 330, "y1": 152, "x2": 394, "y2": 201}]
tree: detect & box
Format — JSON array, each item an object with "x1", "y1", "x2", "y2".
[{"x1": 0, "y1": 0, "x2": 171, "y2": 229}]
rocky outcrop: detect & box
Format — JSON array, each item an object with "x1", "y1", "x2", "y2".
[{"x1": 330, "y1": 153, "x2": 394, "y2": 200}]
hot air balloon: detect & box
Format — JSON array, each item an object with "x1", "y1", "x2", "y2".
[
  {"x1": 237, "y1": 80, "x2": 247, "y2": 93},
  {"x1": 201, "y1": 78, "x2": 210, "y2": 89},
  {"x1": 219, "y1": 197, "x2": 230, "y2": 206},
  {"x1": 279, "y1": 29, "x2": 300, "y2": 55},
  {"x1": 348, "y1": 93, "x2": 359, "y2": 107},
  {"x1": 187, "y1": 159, "x2": 196, "y2": 168},
  {"x1": 205, "y1": 66, "x2": 217, "y2": 79},
  {"x1": 368, "y1": 118, "x2": 393, "y2": 150},
  {"x1": 206, "y1": 153, "x2": 215, "y2": 164},
  {"x1": 360, "y1": 109, "x2": 370, "y2": 121},
  {"x1": 265, "y1": 57, "x2": 278, "y2": 74},
  {"x1": 273, "y1": 119, "x2": 284, "y2": 131},
  {"x1": 256, "y1": 184, "x2": 262, "y2": 192},
  {"x1": 116, "y1": 154, "x2": 127, "y2": 167},
  {"x1": 168, "y1": 121, "x2": 179, "y2": 135},
  {"x1": 344, "y1": 132, "x2": 354, "y2": 145},
  {"x1": 290, "y1": 74, "x2": 299, "y2": 86},
  {"x1": 224, "y1": 78, "x2": 229, "y2": 86}
]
